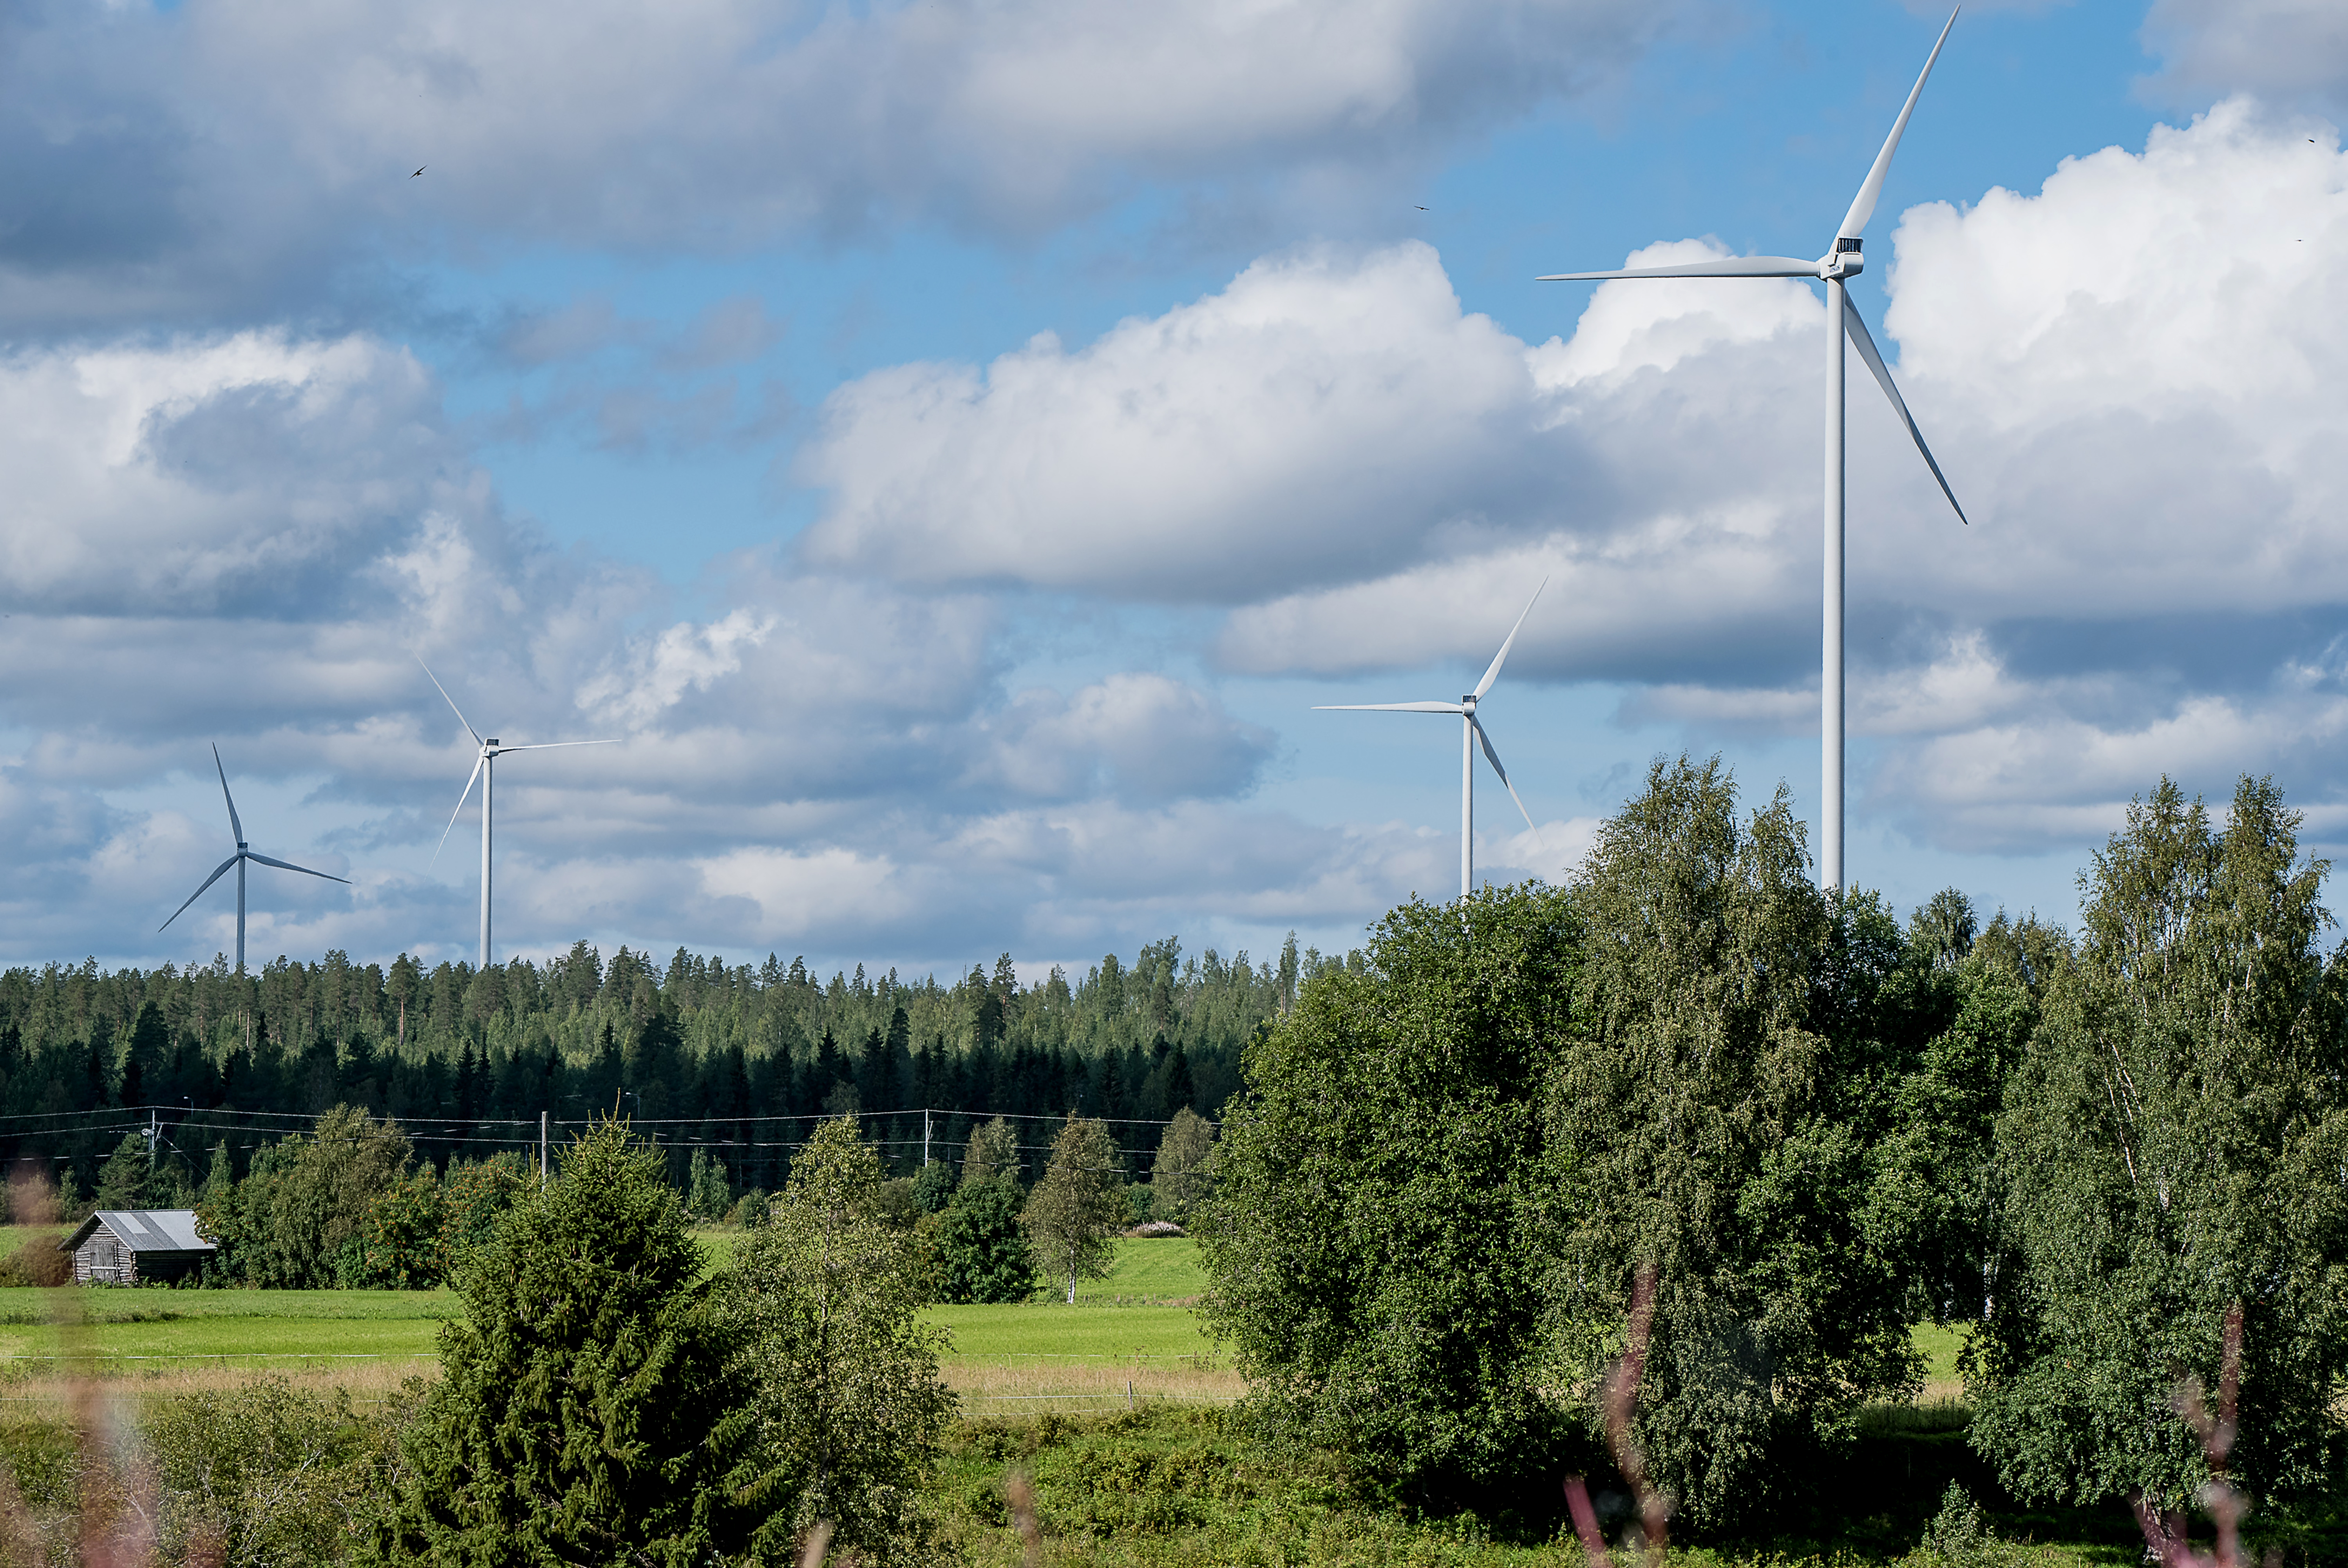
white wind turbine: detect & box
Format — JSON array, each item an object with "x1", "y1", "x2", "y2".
[
  {"x1": 160, "y1": 745, "x2": 350, "y2": 974},
  {"x1": 419, "y1": 657, "x2": 617, "y2": 970},
  {"x1": 1539, "y1": 9, "x2": 1969, "y2": 895},
  {"x1": 1316, "y1": 581, "x2": 1546, "y2": 900}
]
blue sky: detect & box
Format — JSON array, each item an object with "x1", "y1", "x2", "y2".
[{"x1": 1, "y1": 0, "x2": 2343, "y2": 980}]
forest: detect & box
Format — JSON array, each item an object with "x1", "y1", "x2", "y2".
[{"x1": 0, "y1": 930, "x2": 1307, "y2": 1199}]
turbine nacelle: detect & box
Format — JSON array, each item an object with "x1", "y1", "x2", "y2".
[{"x1": 1821, "y1": 237, "x2": 1864, "y2": 280}]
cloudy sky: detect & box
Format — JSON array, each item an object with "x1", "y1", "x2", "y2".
[{"x1": 2, "y1": 0, "x2": 2343, "y2": 978}]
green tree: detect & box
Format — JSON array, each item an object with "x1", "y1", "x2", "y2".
[
  {"x1": 372, "y1": 1121, "x2": 770, "y2": 1565},
  {"x1": 687, "y1": 1147, "x2": 732, "y2": 1220},
  {"x1": 440, "y1": 1154, "x2": 530, "y2": 1269},
  {"x1": 1971, "y1": 776, "x2": 2348, "y2": 1518},
  {"x1": 1022, "y1": 1116, "x2": 1123, "y2": 1304},
  {"x1": 1147, "y1": 1106, "x2": 1215, "y2": 1224},
  {"x1": 353, "y1": 1167, "x2": 449, "y2": 1290},
  {"x1": 932, "y1": 1178, "x2": 1034, "y2": 1304},
  {"x1": 92, "y1": 1130, "x2": 169, "y2": 1212},
  {"x1": 208, "y1": 1106, "x2": 412, "y2": 1288},
  {"x1": 1544, "y1": 755, "x2": 1917, "y2": 1527},
  {"x1": 722, "y1": 1116, "x2": 955, "y2": 1563},
  {"x1": 959, "y1": 1116, "x2": 1018, "y2": 1187},
  {"x1": 1203, "y1": 883, "x2": 1578, "y2": 1487}
]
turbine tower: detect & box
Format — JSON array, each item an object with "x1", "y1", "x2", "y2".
[
  {"x1": 160, "y1": 745, "x2": 350, "y2": 974},
  {"x1": 420, "y1": 657, "x2": 616, "y2": 970},
  {"x1": 1538, "y1": 9, "x2": 1969, "y2": 895},
  {"x1": 1315, "y1": 581, "x2": 1546, "y2": 899}
]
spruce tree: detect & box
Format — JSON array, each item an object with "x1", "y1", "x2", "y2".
[{"x1": 373, "y1": 1121, "x2": 770, "y2": 1565}]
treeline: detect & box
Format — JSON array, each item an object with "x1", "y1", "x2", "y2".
[
  {"x1": 0, "y1": 934, "x2": 1299, "y2": 1195},
  {"x1": 1205, "y1": 760, "x2": 2348, "y2": 1540}
]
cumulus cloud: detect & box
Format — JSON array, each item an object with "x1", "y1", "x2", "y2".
[
  {"x1": 0, "y1": 0, "x2": 1682, "y2": 329},
  {"x1": 0, "y1": 327, "x2": 1437, "y2": 967},
  {"x1": 798, "y1": 243, "x2": 1569, "y2": 600},
  {"x1": 800, "y1": 105, "x2": 2348, "y2": 855},
  {"x1": 2141, "y1": 0, "x2": 2348, "y2": 113}
]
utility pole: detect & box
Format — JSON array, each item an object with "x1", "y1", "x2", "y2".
[
  {"x1": 144, "y1": 1109, "x2": 159, "y2": 1172},
  {"x1": 923, "y1": 1109, "x2": 932, "y2": 1168},
  {"x1": 540, "y1": 1111, "x2": 549, "y2": 1190}
]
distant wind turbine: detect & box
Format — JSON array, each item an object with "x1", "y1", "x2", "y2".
[
  {"x1": 160, "y1": 745, "x2": 349, "y2": 974},
  {"x1": 1538, "y1": 9, "x2": 1970, "y2": 895},
  {"x1": 1316, "y1": 581, "x2": 1546, "y2": 900},
  {"x1": 419, "y1": 656, "x2": 617, "y2": 970}
]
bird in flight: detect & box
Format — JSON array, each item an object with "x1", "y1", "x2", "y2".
[
  {"x1": 1415, "y1": 205, "x2": 1428, "y2": 212},
  {"x1": 412, "y1": 166, "x2": 426, "y2": 177}
]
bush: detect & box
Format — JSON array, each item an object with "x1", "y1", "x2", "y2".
[
  {"x1": 0, "y1": 1239, "x2": 71, "y2": 1288},
  {"x1": 933, "y1": 1178, "x2": 1034, "y2": 1304},
  {"x1": 148, "y1": 1377, "x2": 389, "y2": 1567}
]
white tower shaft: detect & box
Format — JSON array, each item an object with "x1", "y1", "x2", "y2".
[
  {"x1": 1460, "y1": 707, "x2": 1475, "y2": 898},
  {"x1": 1823, "y1": 276, "x2": 1847, "y2": 897},
  {"x1": 480, "y1": 750, "x2": 494, "y2": 971}
]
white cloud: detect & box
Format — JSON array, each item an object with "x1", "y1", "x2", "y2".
[
  {"x1": 799, "y1": 242, "x2": 1555, "y2": 600},
  {"x1": 2141, "y1": 0, "x2": 2348, "y2": 113},
  {"x1": 0, "y1": 326, "x2": 1449, "y2": 967},
  {"x1": 0, "y1": 0, "x2": 1683, "y2": 328},
  {"x1": 799, "y1": 106, "x2": 2348, "y2": 856}
]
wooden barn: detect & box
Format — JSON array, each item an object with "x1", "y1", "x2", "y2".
[{"x1": 58, "y1": 1210, "x2": 214, "y2": 1285}]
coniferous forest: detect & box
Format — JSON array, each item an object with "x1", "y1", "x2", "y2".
[{"x1": 0, "y1": 935, "x2": 1301, "y2": 1197}]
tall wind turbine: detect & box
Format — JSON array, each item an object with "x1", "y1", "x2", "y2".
[
  {"x1": 1539, "y1": 9, "x2": 1969, "y2": 895},
  {"x1": 1315, "y1": 582, "x2": 1546, "y2": 899},
  {"x1": 419, "y1": 657, "x2": 617, "y2": 970},
  {"x1": 160, "y1": 745, "x2": 350, "y2": 974}
]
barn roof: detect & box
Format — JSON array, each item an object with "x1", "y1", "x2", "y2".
[{"x1": 59, "y1": 1210, "x2": 215, "y2": 1254}]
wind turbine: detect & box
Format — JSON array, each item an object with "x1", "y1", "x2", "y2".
[
  {"x1": 1315, "y1": 581, "x2": 1546, "y2": 900},
  {"x1": 160, "y1": 745, "x2": 350, "y2": 974},
  {"x1": 419, "y1": 657, "x2": 617, "y2": 970},
  {"x1": 1538, "y1": 9, "x2": 1969, "y2": 895}
]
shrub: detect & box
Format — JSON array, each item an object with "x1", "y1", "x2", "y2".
[{"x1": 148, "y1": 1377, "x2": 388, "y2": 1567}]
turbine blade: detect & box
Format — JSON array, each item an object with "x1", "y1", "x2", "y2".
[
  {"x1": 1474, "y1": 577, "x2": 1548, "y2": 699},
  {"x1": 431, "y1": 757, "x2": 485, "y2": 868},
  {"x1": 210, "y1": 744, "x2": 244, "y2": 844},
  {"x1": 245, "y1": 851, "x2": 351, "y2": 886},
  {"x1": 415, "y1": 655, "x2": 483, "y2": 746},
  {"x1": 1312, "y1": 702, "x2": 1464, "y2": 713},
  {"x1": 1539, "y1": 256, "x2": 1821, "y2": 283},
  {"x1": 1843, "y1": 295, "x2": 1968, "y2": 524},
  {"x1": 496, "y1": 738, "x2": 621, "y2": 751},
  {"x1": 1472, "y1": 717, "x2": 1541, "y2": 838},
  {"x1": 1838, "y1": 8, "x2": 1959, "y2": 241},
  {"x1": 160, "y1": 854, "x2": 243, "y2": 932}
]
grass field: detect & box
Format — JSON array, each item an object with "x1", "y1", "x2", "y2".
[{"x1": 0, "y1": 1225, "x2": 1969, "y2": 1428}]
